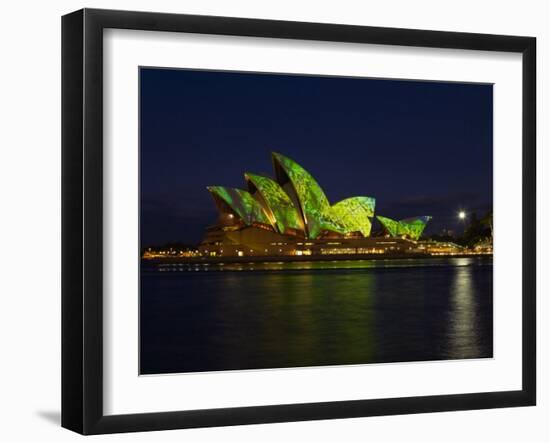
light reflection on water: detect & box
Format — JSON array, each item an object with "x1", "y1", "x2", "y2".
[
  {"x1": 140, "y1": 257, "x2": 492, "y2": 374},
  {"x1": 448, "y1": 266, "x2": 480, "y2": 359},
  {"x1": 150, "y1": 257, "x2": 491, "y2": 273}
]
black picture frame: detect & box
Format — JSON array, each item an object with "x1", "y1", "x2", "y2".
[{"x1": 62, "y1": 8, "x2": 536, "y2": 435}]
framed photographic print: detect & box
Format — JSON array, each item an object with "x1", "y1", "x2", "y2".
[{"x1": 62, "y1": 8, "x2": 536, "y2": 434}]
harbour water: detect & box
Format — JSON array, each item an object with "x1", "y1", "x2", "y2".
[{"x1": 140, "y1": 257, "x2": 493, "y2": 374}]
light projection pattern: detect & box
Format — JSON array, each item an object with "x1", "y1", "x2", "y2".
[
  {"x1": 332, "y1": 196, "x2": 376, "y2": 237},
  {"x1": 376, "y1": 215, "x2": 431, "y2": 241},
  {"x1": 376, "y1": 216, "x2": 401, "y2": 237},
  {"x1": 272, "y1": 152, "x2": 346, "y2": 238},
  {"x1": 207, "y1": 152, "x2": 428, "y2": 240},
  {"x1": 400, "y1": 216, "x2": 432, "y2": 240},
  {"x1": 244, "y1": 173, "x2": 304, "y2": 234},
  {"x1": 207, "y1": 186, "x2": 270, "y2": 226}
]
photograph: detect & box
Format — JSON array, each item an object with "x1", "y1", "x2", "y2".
[
  {"x1": 139, "y1": 68, "x2": 494, "y2": 375},
  {"x1": 0, "y1": 0, "x2": 541, "y2": 439}
]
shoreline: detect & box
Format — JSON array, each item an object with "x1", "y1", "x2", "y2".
[{"x1": 142, "y1": 253, "x2": 492, "y2": 266}]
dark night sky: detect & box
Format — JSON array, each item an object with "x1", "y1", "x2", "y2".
[{"x1": 140, "y1": 68, "x2": 493, "y2": 247}]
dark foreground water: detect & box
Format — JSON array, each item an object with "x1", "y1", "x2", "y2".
[{"x1": 140, "y1": 257, "x2": 493, "y2": 374}]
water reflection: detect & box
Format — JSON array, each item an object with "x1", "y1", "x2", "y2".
[
  {"x1": 446, "y1": 263, "x2": 493, "y2": 359},
  {"x1": 448, "y1": 266, "x2": 478, "y2": 358},
  {"x1": 150, "y1": 257, "x2": 488, "y2": 274},
  {"x1": 140, "y1": 257, "x2": 493, "y2": 374},
  {"x1": 206, "y1": 271, "x2": 376, "y2": 371}
]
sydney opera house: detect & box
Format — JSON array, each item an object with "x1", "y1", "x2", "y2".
[{"x1": 199, "y1": 152, "x2": 431, "y2": 258}]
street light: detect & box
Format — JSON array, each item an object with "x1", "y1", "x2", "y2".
[{"x1": 458, "y1": 211, "x2": 466, "y2": 220}]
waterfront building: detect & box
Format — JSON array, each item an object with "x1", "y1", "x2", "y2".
[{"x1": 199, "y1": 152, "x2": 431, "y2": 257}]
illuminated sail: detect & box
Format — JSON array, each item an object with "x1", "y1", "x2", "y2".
[
  {"x1": 377, "y1": 215, "x2": 431, "y2": 240},
  {"x1": 207, "y1": 186, "x2": 270, "y2": 226},
  {"x1": 244, "y1": 173, "x2": 304, "y2": 234},
  {"x1": 206, "y1": 152, "x2": 428, "y2": 241},
  {"x1": 332, "y1": 196, "x2": 376, "y2": 237},
  {"x1": 272, "y1": 152, "x2": 345, "y2": 238}
]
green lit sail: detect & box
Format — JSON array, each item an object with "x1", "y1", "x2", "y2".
[
  {"x1": 332, "y1": 196, "x2": 376, "y2": 237},
  {"x1": 376, "y1": 216, "x2": 400, "y2": 237},
  {"x1": 206, "y1": 152, "x2": 430, "y2": 241},
  {"x1": 244, "y1": 173, "x2": 304, "y2": 234},
  {"x1": 400, "y1": 216, "x2": 431, "y2": 240},
  {"x1": 207, "y1": 186, "x2": 270, "y2": 226},
  {"x1": 272, "y1": 152, "x2": 345, "y2": 238},
  {"x1": 376, "y1": 215, "x2": 431, "y2": 240}
]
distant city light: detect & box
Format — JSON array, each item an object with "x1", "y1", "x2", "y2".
[{"x1": 458, "y1": 211, "x2": 466, "y2": 220}]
